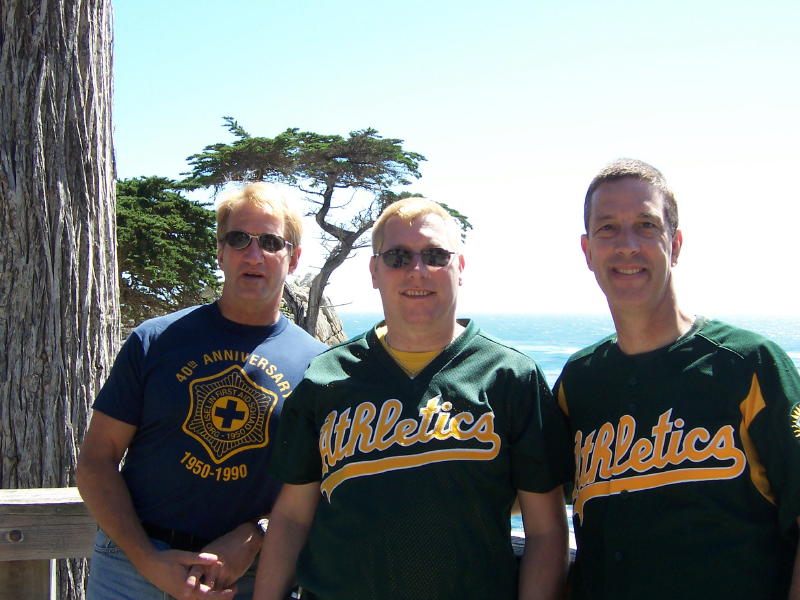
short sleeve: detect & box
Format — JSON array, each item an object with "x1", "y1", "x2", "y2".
[
  {"x1": 92, "y1": 332, "x2": 147, "y2": 425},
  {"x1": 747, "y1": 343, "x2": 800, "y2": 532},
  {"x1": 268, "y1": 378, "x2": 324, "y2": 484},
  {"x1": 509, "y1": 366, "x2": 573, "y2": 493}
]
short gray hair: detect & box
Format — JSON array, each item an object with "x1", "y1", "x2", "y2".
[{"x1": 584, "y1": 158, "x2": 678, "y2": 235}]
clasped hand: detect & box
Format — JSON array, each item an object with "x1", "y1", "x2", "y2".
[{"x1": 185, "y1": 523, "x2": 263, "y2": 596}]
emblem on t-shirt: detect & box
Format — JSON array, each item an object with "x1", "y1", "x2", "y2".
[
  {"x1": 791, "y1": 404, "x2": 800, "y2": 439},
  {"x1": 182, "y1": 365, "x2": 278, "y2": 463}
]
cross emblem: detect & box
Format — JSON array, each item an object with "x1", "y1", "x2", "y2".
[{"x1": 215, "y1": 398, "x2": 246, "y2": 429}]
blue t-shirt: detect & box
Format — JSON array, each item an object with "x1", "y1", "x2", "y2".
[{"x1": 93, "y1": 302, "x2": 327, "y2": 540}]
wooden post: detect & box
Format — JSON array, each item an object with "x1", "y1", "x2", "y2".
[{"x1": 0, "y1": 488, "x2": 95, "y2": 598}]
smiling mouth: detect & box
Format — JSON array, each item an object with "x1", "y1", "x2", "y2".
[
  {"x1": 403, "y1": 290, "x2": 433, "y2": 297},
  {"x1": 614, "y1": 267, "x2": 644, "y2": 275}
]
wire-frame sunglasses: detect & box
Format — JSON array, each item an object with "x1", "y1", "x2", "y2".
[
  {"x1": 221, "y1": 230, "x2": 293, "y2": 253},
  {"x1": 373, "y1": 247, "x2": 455, "y2": 269}
]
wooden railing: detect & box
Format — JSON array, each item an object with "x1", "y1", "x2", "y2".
[
  {"x1": 0, "y1": 487, "x2": 95, "y2": 598},
  {"x1": 0, "y1": 488, "x2": 571, "y2": 598}
]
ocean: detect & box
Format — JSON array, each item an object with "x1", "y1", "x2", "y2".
[
  {"x1": 339, "y1": 312, "x2": 800, "y2": 385},
  {"x1": 338, "y1": 312, "x2": 800, "y2": 543}
]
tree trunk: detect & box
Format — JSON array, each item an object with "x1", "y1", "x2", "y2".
[
  {"x1": 283, "y1": 281, "x2": 346, "y2": 346},
  {"x1": 302, "y1": 240, "x2": 351, "y2": 336},
  {"x1": 0, "y1": 1, "x2": 116, "y2": 598}
]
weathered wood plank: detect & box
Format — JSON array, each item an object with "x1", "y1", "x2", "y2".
[
  {"x1": 0, "y1": 487, "x2": 85, "y2": 509},
  {"x1": 0, "y1": 488, "x2": 95, "y2": 560},
  {"x1": 0, "y1": 560, "x2": 52, "y2": 598}
]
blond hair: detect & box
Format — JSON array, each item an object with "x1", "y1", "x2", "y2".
[
  {"x1": 216, "y1": 183, "x2": 302, "y2": 248},
  {"x1": 372, "y1": 197, "x2": 460, "y2": 253}
]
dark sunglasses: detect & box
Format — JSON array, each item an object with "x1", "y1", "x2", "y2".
[
  {"x1": 373, "y1": 247, "x2": 456, "y2": 269},
  {"x1": 221, "y1": 230, "x2": 293, "y2": 252}
]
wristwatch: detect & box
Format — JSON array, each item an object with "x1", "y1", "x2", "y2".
[{"x1": 255, "y1": 517, "x2": 269, "y2": 534}]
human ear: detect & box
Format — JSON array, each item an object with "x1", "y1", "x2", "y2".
[
  {"x1": 670, "y1": 230, "x2": 683, "y2": 266},
  {"x1": 370, "y1": 256, "x2": 379, "y2": 289},
  {"x1": 288, "y1": 246, "x2": 301, "y2": 274},
  {"x1": 580, "y1": 234, "x2": 593, "y2": 271}
]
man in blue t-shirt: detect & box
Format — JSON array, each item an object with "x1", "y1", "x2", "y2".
[{"x1": 77, "y1": 183, "x2": 326, "y2": 599}]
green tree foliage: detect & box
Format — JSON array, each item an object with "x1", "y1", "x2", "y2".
[
  {"x1": 117, "y1": 177, "x2": 221, "y2": 328},
  {"x1": 183, "y1": 118, "x2": 470, "y2": 335}
]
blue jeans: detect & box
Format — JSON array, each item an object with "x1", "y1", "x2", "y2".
[{"x1": 86, "y1": 529, "x2": 255, "y2": 599}]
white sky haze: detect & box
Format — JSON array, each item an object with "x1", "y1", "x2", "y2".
[{"x1": 113, "y1": 1, "x2": 800, "y2": 316}]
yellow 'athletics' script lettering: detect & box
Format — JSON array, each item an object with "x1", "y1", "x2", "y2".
[
  {"x1": 200, "y1": 350, "x2": 292, "y2": 396},
  {"x1": 319, "y1": 396, "x2": 501, "y2": 500},
  {"x1": 572, "y1": 408, "x2": 746, "y2": 523}
]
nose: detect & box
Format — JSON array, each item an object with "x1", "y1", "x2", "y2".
[
  {"x1": 405, "y1": 253, "x2": 430, "y2": 276},
  {"x1": 614, "y1": 226, "x2": 640, "y2": 255},
  {"x1": 242, "y1": 238, "x2": 265, "y2": 262}
]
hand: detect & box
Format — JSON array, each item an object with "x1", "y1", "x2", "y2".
[
  {"x1": 137, "y1": 548, "x2": 235, "y2": 599},
  {"x1": 186, "y1": 522, "x2": 262, "y2": 592},
  {"x1": 185, "y1": 561, "x2": 237, "y2": 597}
]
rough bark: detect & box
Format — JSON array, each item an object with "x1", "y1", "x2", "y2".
[
  {"x1": 0, "y1": 0, "x2": 116, "y2": 597},
  {"x1": 284, "y1": 276, "x2": 346, "y2": 346}
]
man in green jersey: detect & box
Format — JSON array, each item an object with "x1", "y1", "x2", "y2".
[
  {"x1": 554, "y1": 158, "x2": 800, "y2": 599},
  {"x1": 254, "y1": 197, "x2": 572, "y2": 600}
]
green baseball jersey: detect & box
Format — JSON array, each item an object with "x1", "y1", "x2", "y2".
[
  {"x1": 554, "y1": 317, "x2": 800, "y2": 599},
  {"x1": 270, "y1": 319, "x2": 572, "y2": 600}
]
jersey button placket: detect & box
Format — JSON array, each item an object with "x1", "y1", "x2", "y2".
[{"x1": 625, "y1": 374, "x2": 638, "y2": 413}]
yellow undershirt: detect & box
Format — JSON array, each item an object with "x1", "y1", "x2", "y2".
[{"x1": 376, "y1": 325, "x2": 442, "y2": 377}]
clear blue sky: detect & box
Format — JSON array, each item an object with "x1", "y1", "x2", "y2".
[{"x1": 114, "y1": 0, "x2": 800, "y2": 315}]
